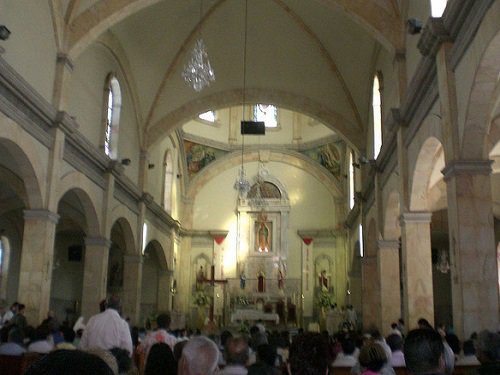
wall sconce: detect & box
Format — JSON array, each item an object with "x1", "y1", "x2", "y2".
[
  {"x1": 0, "y1": 25, "x2": 11, "y2": 41},
  {"x1": 407, "y1": 18, "x2": 423, "y2": 34},
  {"x1": 148, "y1": 163, "x2": 155, "y2": 169},
  {"x1": 121, "y1": 158, "x2": 131, "y2": 166}
]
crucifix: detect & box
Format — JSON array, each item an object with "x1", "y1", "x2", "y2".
[{"x1": 201, "y1": 264, "x2": 228, "y2": 323}]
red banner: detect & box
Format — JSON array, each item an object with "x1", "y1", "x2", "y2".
[{"x1": 214, "y1": 235, "x2": 226, "y2": 245}]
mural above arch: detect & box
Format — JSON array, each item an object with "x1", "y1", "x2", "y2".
[
  {"x1": 184, "y1": 140, "x2": 228, "y2": 178},
  {"x1": 301, "y1": 141, "x2": 345, "y2": 180}
]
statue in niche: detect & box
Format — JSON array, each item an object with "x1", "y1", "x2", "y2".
[
  {"x1": 240, "y1": 271, "x2": 246, "y2": 290},
  {"x1": 257, "y1": 270, "x2": 266, "y2": 293},
  {"x1": 256, "y1": 211, "x2": 271, "y2": 252},
  {"x1": 319, "y1": 270, "x2": 329, "y2": 291},
  {"x1": 196, "y1": 265, "x2": 206, "y2": 289},
  {"x1": 277, "y1": 269, "x2": 285, "y2": 290}
]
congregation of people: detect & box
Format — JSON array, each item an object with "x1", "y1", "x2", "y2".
[{"x1": 1, "y1": 297, "x2": 500, "y2": 375}]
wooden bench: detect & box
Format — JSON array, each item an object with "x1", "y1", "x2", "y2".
[
  {"x1": 329, "y1": 365, "x2": 479, "y2": 375},
  {"x1": 0, "y1": 352, "x2": 42, "y2": 375}
]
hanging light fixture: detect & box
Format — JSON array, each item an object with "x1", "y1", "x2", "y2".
[
  {"x1": 234, "y1": 0, "x2": 251, "y2": 197},
  {"x1": 182, "y1": 0, "x2": 215, "y2": 92}
]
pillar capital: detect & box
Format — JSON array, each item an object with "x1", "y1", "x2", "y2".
[
  {"x1": 85, "y1": 236, "x2": 111, "y2": 248},
  {"x1": 442, "y1": 159, "x2": 493, "y2": 180},
  {"x1": 377, "y1": 240, "x2": 400, "y2": 250},
  {"x1": 400, "y1": 212, "x2": 432, "y2": 225},
  {"x1": 23, "y1": 209, "x2": 59, "y2": 224}
]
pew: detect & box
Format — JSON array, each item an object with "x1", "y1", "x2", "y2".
[
  {"x1": 0, "y1": 352, "x2": 42, "y2": 375},
  {"x1": 329, "y1": 365, "x2": 478, "y2": 375}
]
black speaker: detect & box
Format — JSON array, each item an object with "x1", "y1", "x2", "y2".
[
  {"x1": 241, "y1": 121, "x2": 265, "y2": 135},
  {"x1": 68, "y1": 245, "x2": 83, "y2": 262}
]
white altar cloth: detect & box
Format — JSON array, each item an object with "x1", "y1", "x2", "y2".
[{"x1": 230, "y1": 309, "x2": 280, "y2": 324}]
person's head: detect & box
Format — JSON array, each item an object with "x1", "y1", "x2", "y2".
[
  {"x1": 391, "y1": 322, "x2": 398, "y2": 330},
  {"x1": 225, "y1": 336, "x2": 250, "y2": 366},
  {"x1": 33, "y1": 324, "x2": 50, "y2": 341},
  {"x1": 462, "y1": 339, "x2": 476, "y2": 356},
  {"x1": 156, "y1": 312, "x2": 171, "y2": 329},
  {"x1": 10, "y1": 302, "x2": 19, "y2": 312},
  {"x1": 61, "y1": 327, "x2": 75, "y2": 343},
  {"x1": 404, "y1": 328, "x2": 445, "y2": 375},
  {"x1": 24, "y1": 349, "x2": 115, "y2": 375},
  {"x1": 340, "y1": 336, "x2": 356, "y2": 355},
  {"x1": 144, "y1": 342, "x2": 176, "y2": 375},
  {"x1": 178, "y1": 336, "x2": 219, "y2": 375},
  {"x1": 256, "y1": 343, "x2": 277, "y2": 367},
  {"x1": 99, "y1": 299, "x2": 107, "y2": 312},
  {"x1": 173, "y1": 340, "x2": 188, "y2": 362},
  {"x1": 107, "y1": 295, "x2": 121, "y2": 312},
  {"x1": 7, "y1": 326, "x2": 24, "y2": 344},
  {"x1": 386, "y1": 333, "x2": 404, "y2": 352},
  {"x1": 85, "y1": 347, "x2": 119, "y2": 374},
  {"x1": 358, "y1": 342, "x2": 387, "y2": 373},
  {"x1": 475, "y1": 329, "x2": 500, "y2": 364},
  {"x1": 17, "y1": 303, "x2": 26, "y2": 314},
  {"x1": 220, "y1": 330, "x2": 233, "y2": 348},
  {"x1": 417, "y1": 318, "x2": 433, "y2": 330},
  {"x1": 288, "y1": 332, "x2": 330, "y2": 375}
]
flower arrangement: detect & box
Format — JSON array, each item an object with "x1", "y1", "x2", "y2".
[
  {"x1": 193, "y1": 290, "x2": 210, "y2": 306},
  {"x1": 317, "y1": 290, "x2": 332, "y2": 308}
]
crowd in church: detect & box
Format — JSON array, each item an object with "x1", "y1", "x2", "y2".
[{"x1": 1, "y1": 296, "x2": 500, "y2": 374}]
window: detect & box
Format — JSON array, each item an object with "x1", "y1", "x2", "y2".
[
  {"x1": 372, "y1": 74, "x2": 382, "y2": 159},
  {"x1": 104, "y1": 75, "x2": 122, "y2": 159},
  {"x1": 430, "y1": 0, "x2": 447, "y2": 17},
  {"x1": 348, "y1": 151, "x2": 355, "y2": 210},
  {"x1": 358, "y1": 224, "x2": 364, "y2": 257},
  {"x1": 162, "y1": 150, "x2": 173, "y2": 213},
  {"x1": 0, "y1": 237, "x2": 3, "y2": 274},
  {"x1": 199, "y1": 110, "x2": 216, "y2": 123},
  {"x1": 254, "y1": 104, "x2": 277, "y2": 128}
]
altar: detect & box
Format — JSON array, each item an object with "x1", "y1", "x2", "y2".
[{"x1": 230, "y1": 309, "x2": 280, "y2": 324}]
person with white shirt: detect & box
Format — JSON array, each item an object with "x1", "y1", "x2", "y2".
[
  {"x1": 332, "y1": 336, "x2": 358, "y2": 367},
  {"x1": 78, "y1": 295, "x2": 133, "y2": 356}
]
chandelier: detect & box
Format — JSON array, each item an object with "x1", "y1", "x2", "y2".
[
  {"x1": 182, "y1": 1, "x2": 215, "y2": 92},
  {"x1": 233, "y1": 0, "x2": 251, "y2": 197}
]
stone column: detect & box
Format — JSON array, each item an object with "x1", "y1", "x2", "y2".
[
  {"x1": 400, "y1": 212, "x2": 433, "y2": 328},
  {"x1": 52, "y1": 54, "x2": 74, "y2": 111},
  {"x1": 81, "y1": 237, "x2": 111, "y2": 320},
  {"x1": 378, "y1": 240, "x2": 401, "y2": 336},
  {"x1": 122, "y1": 255, "x2": 143, "y2": 325},
  {"x1": 442, "y1": 160, "x2": 499, "y2": 338},
  {"x1": 157, "y1": 270, "x2": 173, "y2": 312},
  {"x1": 19, "y1": 209, "x2": 59, "y2": 325},
  {"x1": 361, "y1": 255, "x2": 380, "y2": 329}
]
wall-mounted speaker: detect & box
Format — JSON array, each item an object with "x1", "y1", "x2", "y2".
[{"x1": 241, "y1": 121, "x2": 265, "y2": 135}]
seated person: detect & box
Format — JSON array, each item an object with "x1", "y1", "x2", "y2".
[
  {"x1": 24, "y1": 349, "x2": 114, "y2": 374},
  {"x1": 404, "y1": 328, "x2": 445, "y2": 375},
  {"x1": 455, "y1": 339, "x2": 480, "y2": 366},
  {"x1": 386, "y1": 334, "x2": 405, "y2": 368},
  {"x1": 288, "y1": 332, "x2": 331, "y2": 375},
  {"x1": 332, "y1": 336, "x2": 358, "y2": 367},
  {"x1": 0, "y1": 326, "x2": 26, "y2": 356},
  {"x1": 56, "y1": 327, "x2": 76, "y2": 350},
  {"x1": 27, "y1": 325, "x2": 53, "y2": 354},
  {"x1": 472, "y1": 330, "x2": 500, "y2": 375},
  {"x1": 358, "y1": 342, "x2": 388, "y2": 375}
]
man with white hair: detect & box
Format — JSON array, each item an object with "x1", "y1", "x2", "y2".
[{"x1": 178, "y1": 336, "x2": 219, "y2": 375}]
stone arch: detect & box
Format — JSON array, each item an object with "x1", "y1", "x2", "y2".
[
  {"x1": 144, "y1": 239, "x2": 168, "y2": 271},
  {"x1": 110, "y1": 217, "x2": 136, "y2": 256},
  {"x1": 186, "y1": 149, "x2": 343, "y2": 201},
  {"x1": 384, "y1": 190, "x2": 401, "y2": 240},
  {"x1": 56, "y1": 182, "x2": 101, "y2": 238},
  {"x1": 146, "y1": 89, "x2": 363, "y2": 152},
  {"x1": 409, "y1": 137, "x2": 443, "y2": 212},
  {"x1": 461, "y1": 2, "x2": 500, "y2": 159},
  {"x1": 0, "y1": 137, "x2": 43, "y2": 210}
]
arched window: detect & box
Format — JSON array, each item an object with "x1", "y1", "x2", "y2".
[
  {"x1": 104, "y1": 75, "x2": 122, "y2": 159},
  {"x1": 430, "y1": 0, "x2": 447, "y2": 17},
  {"x1": 348, "y1": 151, "x2": 355, "y2": 210},
  {"x1": 254, "y1": 104, "x2": 278, "y2": 128},
  {"x1": 372, "y1": 74, "x2": 383, "y2": 159},
  {"x1": 162, "y1": 150, "x2": 174, "y2": 213},
  {"x1": 358, "y1": 224, "x2": 364, "y2": 257},
  {"x1": 199, "y1": 110, "x2": 216, "y2": 123},
  {"x1": 0, "y1": 236, "x2": 11, "y2": 295}
]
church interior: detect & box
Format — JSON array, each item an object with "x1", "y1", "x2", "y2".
[{"x1": 0, "y1": 0, "x2": 499, "y2": 341}]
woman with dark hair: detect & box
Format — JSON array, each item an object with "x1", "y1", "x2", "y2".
[
  {"x1": 358, "y1": 342, "x2": 387, "y2": 375},
  {"x1": 144, "y1": 342, "x2": 177, "y2": 375}
]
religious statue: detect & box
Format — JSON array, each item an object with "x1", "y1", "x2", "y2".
[
  {"x1": 257, "y1": 211, "x2": 270, "y2": 252},
  {"x1": 319, "y1": 270, "x2": 328, "y2": 291},
  {"x1": 257, "y1": 270, "x2": 266, "y2": 293},
  {"x1": 240, "y1": 271, "x2": 246, "y2": 290},
  {"x1": 277, "y1": 269, "x2": 284, "y2": 290},
  {"x1": 196, "y1": 265, "x2": 206, "y2": 289}
]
